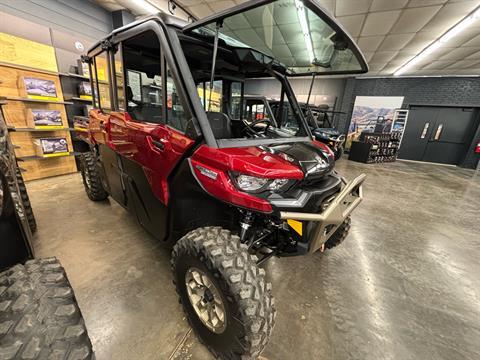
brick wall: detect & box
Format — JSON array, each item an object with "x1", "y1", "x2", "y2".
[{"x1": 338, "y1": 77, "x2": 480, "y2": 168}]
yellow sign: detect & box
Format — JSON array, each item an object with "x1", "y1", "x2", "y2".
[
  {"x1": 42, "y1": 152, "x2": 70, "y2": 158},
  {"x1": 0, "y1": 32, "x2": 58, "y2": 72},
  {"x1": 35, "y1": 125, "x2": 64, "y2": 130},
  {"x1": 27, "y1": 94, "x2": 60, "y2": 101}
]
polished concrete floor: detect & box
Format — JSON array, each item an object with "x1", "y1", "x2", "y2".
[{"x1": 25, "y1": 159, "x2": 480, "y2": 360}]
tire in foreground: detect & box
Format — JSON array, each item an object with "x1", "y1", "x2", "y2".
[{"x1": 0, "y1": 257, "x2": 94, "y2": 359}]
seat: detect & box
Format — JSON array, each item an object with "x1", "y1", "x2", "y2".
[{"x1": 206, "y1": 112, "x2": 232, "y2": 139}]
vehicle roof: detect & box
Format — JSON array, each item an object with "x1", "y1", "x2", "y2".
[{"x1": 87, "y1": 13, "x2": 187, "y2": 56}]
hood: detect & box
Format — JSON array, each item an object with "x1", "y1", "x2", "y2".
[
  {"x1": 267, "y1": 142, "x2": 334, "y2": 180},
  {"x1": 193, "y1": 141, "x2": 334, "y2": 181}
]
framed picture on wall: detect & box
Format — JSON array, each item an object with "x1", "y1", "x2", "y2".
[
  {"x1": 78, "y1": 81, "x2": 92, "y2": 100},
  {"x1": 20, "y1": 77, "x2": 58, "y2": 100},
  {"x1": 29, "y1": 109, "x2": 63, "y2": 129},
  {"x1": 35, "y1": 137, "x2": 69, "y2": 157}
]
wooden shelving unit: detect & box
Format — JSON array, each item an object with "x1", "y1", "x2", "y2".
[{"x1": 0, "y1": 57, "x2": 77, "y2": 180}]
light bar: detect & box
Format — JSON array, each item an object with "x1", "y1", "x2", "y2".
[
  {"x1": 394, "y1": 6, "x2": 480, "y2": 76},
  {"x1": 295, "y1": 0, "x2": 315, "y2": 64}
]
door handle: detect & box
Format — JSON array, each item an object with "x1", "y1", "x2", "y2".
[
  {"x1": 420, "y1": 122, "x2": 429, "y2": 139},
  {"x1": 433, "y1": 124, "x2": 443, "y2": 141},
  {"x1": 151, "y1": 139, "x2": 164, "y2": 151}
]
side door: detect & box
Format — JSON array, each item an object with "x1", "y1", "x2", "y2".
[
  {"x1": 109, "y1": 29, "x2": 197, "y2": 240},
  {"x1": 422, "y1": 107, "x2": 477, "y2": 165},
  {"x1": 398, "y1": 106, "x2": 438, "y2": 161}
]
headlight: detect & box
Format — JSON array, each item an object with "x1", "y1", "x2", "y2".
[
  {"x1": 232, "y1": 174, "x2": 292, "y2": 193},
  {"x1": 234, "y1": 174, "x2": 269, "y2": 192}
]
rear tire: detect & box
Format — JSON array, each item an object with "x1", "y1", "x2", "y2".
[
  {"x1": 325, "y1": 216, "x2": 351, "y2": 249},
  {"x1": 15, "y1": 168, "x2": 36, "y2": 233},
  {"x1": 0, "y1": 258, "x2": 94, "y2": 359},
  {"x1": 79, "y1": 152, "x2": 108, "y2": 201},
  {"x1": 172, "y1": 227, "x2": 276, "y2": 359}
]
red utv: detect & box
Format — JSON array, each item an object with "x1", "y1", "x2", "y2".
[{"x1": 77, "y1": 0, "x2": 367, "y2": 358}]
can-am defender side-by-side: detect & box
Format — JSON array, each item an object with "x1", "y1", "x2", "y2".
[{"x1": 77, "y1": 1, "x2": 367, "y2": 358}]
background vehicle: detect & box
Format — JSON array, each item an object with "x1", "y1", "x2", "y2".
[
  {"x1": 270, "y1": 100, "x2": 347, "y2": 160},
  {"x1": 0, "y1": 100, "x2": 94, "y2": 359},
  {"x1": 77, "y1": 1, "x2": 367, "y2": 358}
]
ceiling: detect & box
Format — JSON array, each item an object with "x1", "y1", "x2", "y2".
[{"x1": 94, "y1": 0, "x2": 480, "y2": 77}]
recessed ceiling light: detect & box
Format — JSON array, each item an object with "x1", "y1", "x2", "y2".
[{"x1": 394, "y1": 6, "x2": 480, "y2": 76}]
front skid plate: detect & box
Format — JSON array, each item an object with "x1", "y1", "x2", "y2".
[{"x1": 279, "y1": 173, "x2": 366, "y2": 253}]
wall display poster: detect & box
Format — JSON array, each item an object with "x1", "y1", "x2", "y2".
[
  {"x1": 22, "y1": 77, "x2": 58, "y2": 100},
  {"x1": 37, "y1": 137, "x2": 69, "y2": 157},
  {"x1": 346, "y1": 96, "x2": 404, "y2": 150},
  {"x1": 31, "y1": 110, "x2": 63, "y2": 129},
  {"x1": 78, "y1": 81, "x2": 92, "y2": 100}
]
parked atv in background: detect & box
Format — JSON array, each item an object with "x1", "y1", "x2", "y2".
[
  {"x1": 77, "y1": 1, "x2": 368, "y2": 358},
  {"x1": 270, "y1": 100, "x2": 347, "y2": 160}
]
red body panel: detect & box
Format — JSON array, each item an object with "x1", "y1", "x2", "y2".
[
  {"x1": 190, "y1": 158, "x2": 273, "y2": 213},
  {"x1": 189, "y1": 144, "x2": 307, "y2": 213},
  {"x1": 192, "y1": 145, "x2": 304, "y2": 180},
  {"x1": 92, "y1": 111, "x2": 195, "y2": 205}
]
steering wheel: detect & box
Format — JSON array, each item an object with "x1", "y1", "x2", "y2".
[{"x1": 242, "y1": 118, "x2": 273, "y2": 136}]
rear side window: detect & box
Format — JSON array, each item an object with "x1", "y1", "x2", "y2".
[
  {"x1": 122, "y1": 30, "x2": 164, "y2": 124},
  {"x1": 91, "y1": 52, "x2": 111, "y2": 112}
]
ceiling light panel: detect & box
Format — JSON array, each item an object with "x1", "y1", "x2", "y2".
[
  {"x1": 407, "y1": 0, "x2": 447, "y2": 7},
  {"x1": 378, "y1": 33, "x2": 416, "y2": 51},
  {"x1": 337, "y1": 14, "x2": 366, "y2": 37},
  {"x1": 369, "y1": 51, "x2": 398, "y2": 63},
  {"x1": 361, "y1": 10, "x2": 402, "y2": 36},
  {"x1": 214, "y1": 1, "x2": 236, "y2": 11},
  {"x1": 391, "y1": 6, "x2": 442, "y2": 33},
  {"x1": 335, "y1": 0, "x2": 373, "y2": 17},
  {"x1": 358, "y1": 35, "x2": 385, "y2": 51},
  {"x1": 370, "y1": 0, "x2": 408, "y2": 12},
  {"x1": 188, "y1": 3, "x2": 213, "y2": 18}
]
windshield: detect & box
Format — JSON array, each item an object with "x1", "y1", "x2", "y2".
[
  {"x1": 189, "y1": 0, "x2": 366, "y2": 75},
  {"x1": 194, "y1": 77, "x2": 310, "y2": 144}
]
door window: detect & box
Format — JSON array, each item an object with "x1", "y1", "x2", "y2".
[
  {"x1": 166, "y1": 64, "x2": 190, "y2": 132},
  {"x1": 122, "y1": 30, "x2": 164, "y2": 124}
]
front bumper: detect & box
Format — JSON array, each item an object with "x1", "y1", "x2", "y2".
[{"x1": 279, "y1": 173, "x2": 366, "y2": 253}]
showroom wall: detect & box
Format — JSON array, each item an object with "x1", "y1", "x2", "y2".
[
  {"x1": 0, "y1": 0, "x2": 112, "y2": 40},
  {"x1": 339, "y1": 76, "x2": 480, "y2": 168}
]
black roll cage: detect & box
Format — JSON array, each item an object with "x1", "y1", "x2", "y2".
[{"x1": 86, "y1": 14, "x2": 314, "y2": 149}]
